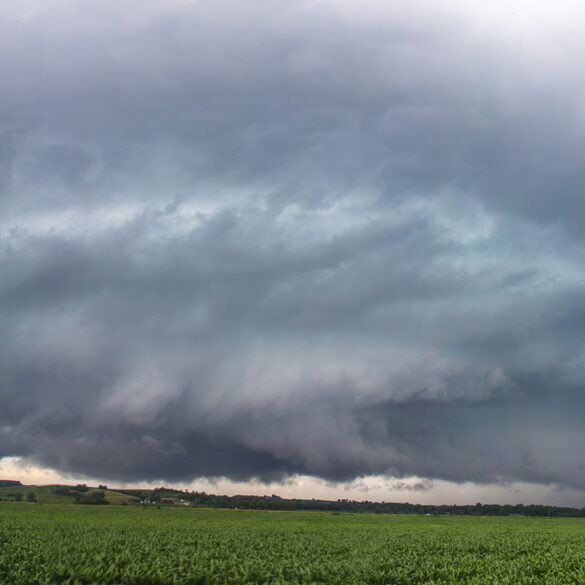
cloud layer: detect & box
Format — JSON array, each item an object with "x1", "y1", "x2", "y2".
[{"x1": 3, "y1": 0, "x2": 585, "y2": 490}]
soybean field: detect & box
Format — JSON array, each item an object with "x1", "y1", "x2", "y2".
[{"x1": 1, "y1": 503, "x2": 585, "y2": 584}]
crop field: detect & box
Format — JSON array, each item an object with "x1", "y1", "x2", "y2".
[{"x1": 1, "y1": 504, "x2": 585, "y2": 584}]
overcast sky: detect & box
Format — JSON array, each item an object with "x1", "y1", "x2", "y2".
[{"x1": 3, "y1": 0, "x2": 585, "y2": 505}]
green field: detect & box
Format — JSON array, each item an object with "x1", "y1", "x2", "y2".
[
  {"x1": 0, "y1": 484, "x2": 137, "y2": 505},
  {"x1": 1, "y1": 503, "x2": 585, "y2": 584}
]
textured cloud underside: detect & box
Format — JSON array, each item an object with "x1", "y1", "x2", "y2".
[{"x1": 3, "y1": 0, "x2": 585, "y2": 487}]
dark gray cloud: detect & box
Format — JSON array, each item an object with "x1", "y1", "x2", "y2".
[{"x1": 3, "y1": 0, "x2": 585, "y2": 492}]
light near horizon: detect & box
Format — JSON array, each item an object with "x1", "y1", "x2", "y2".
[{"x1": 2, "y1": 0, "x2": 585, "y2": 506}]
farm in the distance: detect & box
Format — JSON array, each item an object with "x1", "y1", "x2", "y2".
[{"x1": 1, "y1": 503, "x2": 585, "y2": 584}]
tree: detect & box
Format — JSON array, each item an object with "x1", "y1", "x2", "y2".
[
  {"x1": 14, "y1": 492, "x2": 23, "y2": 502},
  {"x1": 26, "y1": 491, "x2": 37, "y2": 502},
  {"x1": 75, "y1": 490, "x2": 109, "y2": 505}
]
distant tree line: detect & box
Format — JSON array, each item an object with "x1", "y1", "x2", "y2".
[
  {"x1": 116, "y1": 487, "x2": 585, "y2": 517},
  {"x1": 3, "y1": 480, "x2": 584, "y2": 516},
  {"x1": 52, "y1": 485, "x2": 109, "y2": 505},
  {"x1": 75, "y1": 490, "x2": 108, "y2": 505},
  {"x1": 0, "y1": 490, "x2": 35, "y2": 502},
  {"x1": 0, "y1": 480, "x2": 22, "y2": 487}
]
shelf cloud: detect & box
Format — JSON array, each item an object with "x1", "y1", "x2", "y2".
[{"x1": 3, "y1": 0, "x2": 585, "y2": 492}]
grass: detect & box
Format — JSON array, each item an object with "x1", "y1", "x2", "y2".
[{"x1": 0, "y1": 484, "x2": 136, "y2": 505}]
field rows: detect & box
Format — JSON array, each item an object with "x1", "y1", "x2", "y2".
[{"x1": 1, "y1": 504, "x2": 585, "y2": 584}]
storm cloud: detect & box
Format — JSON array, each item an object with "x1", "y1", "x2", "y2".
[{"x1": 3, "y1": 0, "x2": 585, "y2": 491}]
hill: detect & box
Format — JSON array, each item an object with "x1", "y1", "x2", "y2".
[
  {"x1": 2, "y1": 481, "x2": 585, "y2": 517},
  {"x1": 0, "y1": 483, "x2": 135, "y2": 505}
]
